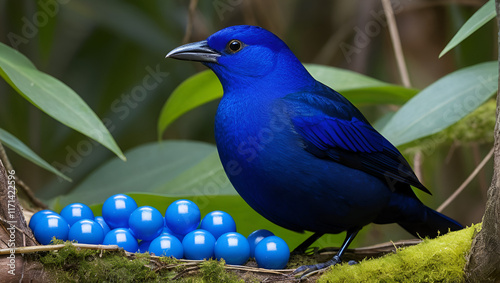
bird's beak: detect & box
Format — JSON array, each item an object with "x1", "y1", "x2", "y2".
[{"x1": 166, "y1": 40, "x2": 220, "y2": 63}]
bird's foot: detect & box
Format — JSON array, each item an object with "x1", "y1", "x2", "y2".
[{"x1": 292, "y1": 255, "x2": 342, "y2": 278}]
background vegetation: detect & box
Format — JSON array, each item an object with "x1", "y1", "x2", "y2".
[{"x1": 0, "y1": 0, "x2": 496, "y2": 250}]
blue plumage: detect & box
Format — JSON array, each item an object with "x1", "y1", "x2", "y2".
[{"x1": 166, "y1": 25, "x2": 462, "y2": 273}]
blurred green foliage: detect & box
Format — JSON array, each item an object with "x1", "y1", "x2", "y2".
[{"x1": 0, "y1": 0, "x2": 496, "y2": 249}]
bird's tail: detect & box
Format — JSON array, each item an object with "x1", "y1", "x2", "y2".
[{"x1": 397, "y1": 206, "x2": 463, "y2": 239}]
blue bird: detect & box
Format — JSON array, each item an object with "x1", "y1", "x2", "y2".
[{"x1": 166, "y1": 25, "x2": 462, "y2": 273}]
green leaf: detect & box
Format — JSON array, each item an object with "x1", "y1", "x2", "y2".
[
  {"x1": 0, "y1": 42, "x2": 125, "y2": 161},
  {"x1": 157, "y1": 70, "x2": 223, "y2": 139},
  {"x1": 0, "y1": 128, "x2": 71, "y2": 182},
  {"x1": 306, "y1": 64, "x2": 418, "y2": 105},
  {"x1": 381, "y1": 61, "x2": 498, "y2": 146},
  {"x1": 157, "y1": 64, "x2": 417, "y2": 136},
  {"x1": 440, "y1": 0, "x2": 496, "y2": 58},
  {"x1": 52, "y1": 141, "x2": 233, "y2": 207}
]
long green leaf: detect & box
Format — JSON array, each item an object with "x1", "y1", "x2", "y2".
[
  {"x1": 440, "y1": 0, "x2": 496, "y2": 58},
  {"x1": 52, "y1": 141, "x2": 233, "y2": 207},
  {"x1": 381, "y1": 61, "x2": 498, "y2": 146},
  {"x1": 306, "y1": 64, "x2": 418, "y2": 105},
  {"x1": 0, "y1": 42, "x2": 125, "y2": 161},
  {"x1": 157, "y1": 70, "x2": 223, "y2": 139},
  {"x1": 0, "y1": 128, "x2": 71, "y2": 181},
  {"x1": 158, "y1": 64, "x2": 418, "y2": 136}
]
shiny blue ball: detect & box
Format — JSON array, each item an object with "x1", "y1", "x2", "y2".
[
  {"x1": 103, "y1": 228, "x2": 138, "y2": 253},
  {"x1": 165, "y1": 200, "x2": 200, "y2": 235},
  {"x1": 94, "y1": 216, "x2": 111, "y2": 235},
  {"x1": 214, "y1": 232, "x2": 250, "y2": 265},
  {"x1": 200, "y1": 211, "x2": 236, "y2": 240},
  {"x1": 68, "y1": 219, "x2": 104, "y2": 244},
  {"x1": 60, "y1": 203, "x2": 94, "y2": 226},
  {"x1": 29, "y1": 210, "x2": 57, "y2": 231},
  {"x1": 149, "y1": 234, "x2": 183, "y2": 258},
  {"x1": 138, "y1": 240, "x2": 151, "y2": 253},
  {"x1": 33, "y1": 214, "x2": 70, "y2": 245},
  {"x1": 254, "y1": 236, "x2": 290, "y2": 269},
  {"x1": 128, "y1": 206, "x2": 163, "y2": 241},
  {"x1": 162, "y1": 224, "x2": 185, "y2": 242},
  {"x1": 247, "y1": 229, "x2": 274, "y2": 257},
  {"x1": 182, "y1": 229, "x2": 216, "y2": 260},
  {"x1": 102, "y1": 194, "x2": 138, "y2": 229}
]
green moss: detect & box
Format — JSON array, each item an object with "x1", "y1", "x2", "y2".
[
  {"x1": 318, "y1": 224, "x2": 480, "y2": 282},
  {"x1": 200, "y1": 259, "x2": 243, "y2": 283},
  {"x1": 38, "y1": 242, "x2": 174, "y2": 282}
]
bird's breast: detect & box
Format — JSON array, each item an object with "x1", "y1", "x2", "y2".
[{"x1": 214, "y1": 96, "x2": 296, "y2": 171}]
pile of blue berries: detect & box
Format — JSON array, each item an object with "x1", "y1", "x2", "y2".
[{"x1": 30, "y1": 194, "x2": 290, "y2": 269}]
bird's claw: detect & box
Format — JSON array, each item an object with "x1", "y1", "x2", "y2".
[{"x1": 292, "y1": 256, "x2": 342, "y2": 278}]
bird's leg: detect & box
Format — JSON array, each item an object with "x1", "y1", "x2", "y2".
[
  {"x1": 293, "y1": 227, "x2": 361, "y2": 276},
  {"x1": 291, "y1": 232, "x2": 325, "y2": 255}
]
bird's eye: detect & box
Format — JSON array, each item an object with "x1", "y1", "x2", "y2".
[{"x1": 227, "y1": 40, "x2": 243, "y2": 53}]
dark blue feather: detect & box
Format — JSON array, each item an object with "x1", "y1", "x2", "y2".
[{"x1": 284, "y1": 84, "x2": 430, "y2": 194}]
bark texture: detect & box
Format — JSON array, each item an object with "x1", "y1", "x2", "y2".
[
  {"x1": 0, "y1": 159, "x2": 42, "y2": 281},
  {"x1": 464, "y1": 1, "x2": 500, "y2": 281}
]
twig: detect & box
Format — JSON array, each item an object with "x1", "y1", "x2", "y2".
[
  {"x1": 171, "y1": 266, "x2": 201, "y2": 280},
  {"x1": 317, "y1": 238, "x2": 422, "y2": 255},
  {"x1": 0, "y1": 142, "x2": 14, "y2": 173},
  {"x1": 437, "y1": 147, "x2": 494, "y2": 212},
  {"x1": 225, "y1": 264, "x2": 293, "y2": 274},
  {"x1": 381, "y1": 0, "x2": 411, "y2": 88},
  {"x1": 182, "y1": 0, "x2": 199, "y2": 44},
  {"x1": 0, "y1": 243, "x2": 123, "y2": 255}
]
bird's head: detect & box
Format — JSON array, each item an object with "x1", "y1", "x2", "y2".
[{"x1": 166, "y1": 25, "x2": 314, "y2": 92}]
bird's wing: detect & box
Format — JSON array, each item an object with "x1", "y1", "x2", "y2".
[{"x1": 283, "y1": 83, "x2": 430, "y2": 194}]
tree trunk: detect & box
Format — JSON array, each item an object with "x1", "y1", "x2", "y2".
[
  {"x1": 0, "y1": 158, "x2": 42, "y2": 281},
  {"x1": 464, "y1": 1, "x2": 500, "y2": 281}
]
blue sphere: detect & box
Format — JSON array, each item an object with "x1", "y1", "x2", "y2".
[
  {"x1": 149, "y1": 234, "x2": 183, "y2": 258},
  {"x1": 182, "y1": 229, "x2": 216, "y2": 260},
  {"x1": 200, "y1": 211, "x2": 236, "y2": 240},
  {"x1": 138, "y1": 240, "x2": 151, "y2": 253},
  {"x1": 214, "y1": 232, "x2": 250, "y2": 265},
  {"x1": 254, "y1": 236, "x2": 290, "y2": 269},
  {"x1": 102, "y1": 194, "x2": 138, "y2": 229},
  {"x1": 29, "y1": 210, "x2": 57, "y2": 231},
  {"x1": 103, "y1": 228, "x2": 138, "y2": 253},
  {"x1": 68, "y1": 219, "x2": 104, "y2": 244},
  {"x1": 162, "y1": 224, "x2": 185, "y2": 242},
  {"x1": 128, "y1": 206, "x2": 163, "y2": 241},
  {"x1": 33, "y1": 214, "x2": 70, "y2": 245},
  {"x1": 247, "y1": 229, "x2": 274, "y2": 257},
  {"x1": 60, "y1": 203, "x2": 94, "y2": 226},
  {"x1": 94, "y1": 216, "x2": 111, "y2": 235},
  {"x1": 165, "y1": 200, "x2": 200, "y2": 235}
]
